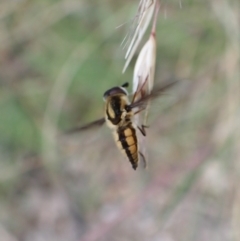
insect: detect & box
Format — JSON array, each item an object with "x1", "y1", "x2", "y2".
[{"x1": 67, "y1": 81, "x2": 176, "y2": 170}]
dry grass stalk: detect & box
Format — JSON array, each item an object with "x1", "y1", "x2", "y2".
[
  {"x1": 132, "y1": 2, "x2": 159, "y2": 128},
  {"x1": 122, "y1": 0, "x2": 157, "y2": 73}
]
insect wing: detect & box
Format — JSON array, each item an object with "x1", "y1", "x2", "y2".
[
  {"x1": 130, "y1": 81, "x2": 177, "y2": 110},
  {"x1": 66, "y1": 118, "x2": 105, "y2": 134}
]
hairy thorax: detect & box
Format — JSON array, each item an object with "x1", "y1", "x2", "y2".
[{"x1": 105, "y1": 94, "x2": 133, "y2": 129}]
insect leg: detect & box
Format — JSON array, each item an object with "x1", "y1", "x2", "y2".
[
  {"x1": 137, "y1": 125, "x2": 149, "y2": 136},
  {"x1": 133, "y1": 108, "x2": 145, "y2": 115},
  {"x1": 134, "y1": 108, "x2": 149, "y2": 136},
  {"x1": 139, "y1": 151, "x2": 147, "y2": 168}
]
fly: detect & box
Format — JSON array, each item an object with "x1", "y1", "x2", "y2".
[{"x1": 67, "y1": 81, "x2": 176, "y2": 170}]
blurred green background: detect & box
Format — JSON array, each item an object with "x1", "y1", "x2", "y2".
[{"x1": 0, "y1": 0, "x2": 239, "y2": 241}]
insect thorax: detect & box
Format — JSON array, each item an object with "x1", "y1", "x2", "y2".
[{"x1": 105, "y1": 95, "x2": 131, "y2": 128}]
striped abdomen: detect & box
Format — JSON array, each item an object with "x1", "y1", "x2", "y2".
[{"x1": 113, "y1": 123, "x2": 139, "y2": 170}]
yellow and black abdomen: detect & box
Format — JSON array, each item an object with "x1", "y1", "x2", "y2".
[{"x1": 114, "y1": 124, "x2": 139, "y2": 170}]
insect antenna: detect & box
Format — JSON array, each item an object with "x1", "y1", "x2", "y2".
[{"x1": 122, "y1": 82, "x2": 129, "y2": 88}]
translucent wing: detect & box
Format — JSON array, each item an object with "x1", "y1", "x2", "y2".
[
  {"x1": 65, "y1": 81, "x2": 176, "y2": 134},
  {"x1": 130, "y1": 81, "x2": 177, "y2": 110},
  {"x1": 66, "y1": 118, "x2": 105, "y2": 134}
]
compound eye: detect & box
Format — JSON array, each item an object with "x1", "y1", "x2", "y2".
[{"x1": 103, "y1": 86, "x2": 127, "y2": 99}]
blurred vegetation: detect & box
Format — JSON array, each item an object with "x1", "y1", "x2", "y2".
[{"x1": 0, "y1": 0, "x2": 239, "y2": 241}]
